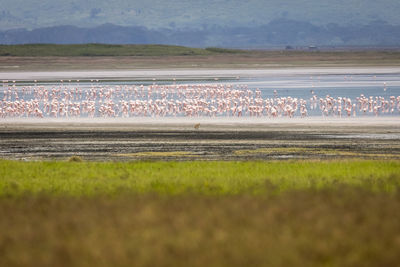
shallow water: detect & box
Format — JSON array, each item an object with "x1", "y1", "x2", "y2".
[{"x1": 1, "y1": 67, "x2": 400, "y2": 118}]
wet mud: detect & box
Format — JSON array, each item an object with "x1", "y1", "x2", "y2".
[{"x1": 1, "y1": 122, "x2": 399, "y2": 161}]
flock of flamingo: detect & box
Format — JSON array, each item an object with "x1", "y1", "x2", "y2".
[{"x1": 1, "y1": 80, "x2": 399, "y2": 119}]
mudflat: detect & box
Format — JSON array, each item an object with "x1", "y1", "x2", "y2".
[{"x1": 1, "y1": 117, "x2": 399, "y2": 161}]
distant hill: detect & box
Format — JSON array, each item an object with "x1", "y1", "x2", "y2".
[
  {"x1": 1, "y1": 19, "x2": 400, "y2": 48},
  {"x1": 1, "y1": 0, "x2": 400, "y2": 31}
]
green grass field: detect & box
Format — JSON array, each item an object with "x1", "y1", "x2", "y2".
[
  {"x1": 1, "y1": 160, "x2": 400, "y2": 267},
  {"x1": 1, "y1": 160, "x2": 399, "y2": 196}
]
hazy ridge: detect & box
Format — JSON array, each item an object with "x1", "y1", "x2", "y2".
[
  {"x1": 1, "y1": 0, "x2": 400, "y2": 30},
  {"x1": 1, "y1": 19, "x2": 400, "y2": 48}
]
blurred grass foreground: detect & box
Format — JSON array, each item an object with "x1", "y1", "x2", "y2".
[{"x1": 1, "y1": 160, "x2": 400, "y2": 267}]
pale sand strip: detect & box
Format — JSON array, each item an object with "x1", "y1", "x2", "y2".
[
  {"x1": 1, "y1": 117, "x2": 399, "y2": 133},
  {"x1": 2, "y1": 67, "x2": 400, "y2": 80}
]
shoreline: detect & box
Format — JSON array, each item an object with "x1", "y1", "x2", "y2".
[
  {"x1": 1, "y1": 116, "x2": 399, "y2": 124},
  {"x1": 1, "y1": 117, "x2": 399, "y2": 133},
  {"x1": 2, "y1": 66, "x2": 400, "y2": 80}
]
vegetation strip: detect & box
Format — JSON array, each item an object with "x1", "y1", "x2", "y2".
[
  {"x1": 0, "y1": 44, "x2": 242, "y2": 57},
  {"x1": 1, "y1": 160, "x2": 399, "y2": 196},
  {"x1": 1, "y1": 44, "x2": 400, "y2": 60}
]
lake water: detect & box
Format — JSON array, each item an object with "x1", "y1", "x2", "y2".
[{"x1": 1, "y1": 67, "x2": 400, "y2": 118}]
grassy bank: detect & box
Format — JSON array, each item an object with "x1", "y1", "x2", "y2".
[
  {"x1": 1, "y1": 160, "x2": 399, "y2": 196},
  {"x1": 0, "y1": 44, "x2": 243, "y2": 57}
]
